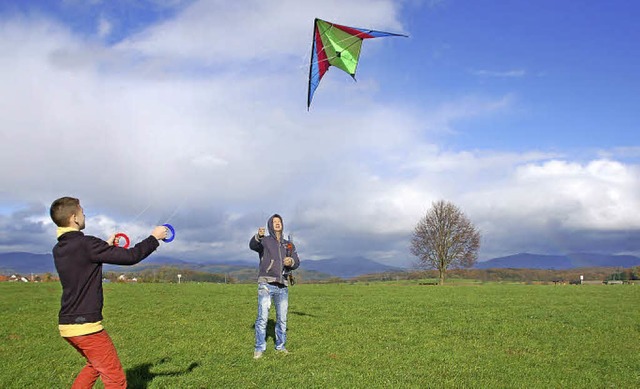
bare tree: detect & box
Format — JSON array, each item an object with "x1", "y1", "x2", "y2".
[{"x1": 410, "y1": 200, "x2": 480, "y2": 285}]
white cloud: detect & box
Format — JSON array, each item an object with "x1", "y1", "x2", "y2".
[
  {"x1": 191, "y1": 154, "x2": 229, "y2": 168},
  {"x1": 462, "y1": 158, "x2": 640, "y2": 258},
  {"x1": 116, "y1": 0, "x2": 406, "y2": 65},
  {"x1": 511, "y1": 159, "x2": 640, "y2": 229},
  {"x1": 97, "y1": 15, "x2": 112, "y2": 38}
]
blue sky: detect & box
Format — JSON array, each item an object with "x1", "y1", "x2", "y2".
[{"x1": 0, "y1": 0, "x2": 639, "y2": 267}]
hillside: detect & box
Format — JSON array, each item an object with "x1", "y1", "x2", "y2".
[
  {"x1": 300, "y1": 256, "x2": 403, "y2": 278},
  {"x1": 476, "y1": 253, "x2": 640, "y2": 270},
  {"x1": 0, "y1": 251, "x2": 402, "y2": 279},
  {"x1": 2, "y1": 251, "x2": 639, "y2": 278}
]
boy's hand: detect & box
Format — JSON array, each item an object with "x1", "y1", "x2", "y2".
[
  {"x1": 106, "y1": 234, "x2": 116, "y2": 246},
  {"x1": 283, "y1": 257, "x2": 294, "y2": 267},
  {"x1": 152, "y1": 226, "x2": 169, "y2": 241},
  {"x1": 258, "y1": 227, "x2": 265, "y2": 238}
]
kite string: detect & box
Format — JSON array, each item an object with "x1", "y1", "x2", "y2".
[
  {"x1": 113, "y1": 202, "x2": 152, "y2": 244},
  {"x1": 162, "y1": 200, "x2": 184, "y2": 225},
  {"x1": 130, "y1": 203, "x2": 153, "y2": 224},
  {"x1": 116, "y1": 199, "x2": 180, "y2": 243}
]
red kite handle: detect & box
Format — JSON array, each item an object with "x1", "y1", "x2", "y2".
[{"x1": 114, "y1": 233, "x2": 130, "y2": 249}]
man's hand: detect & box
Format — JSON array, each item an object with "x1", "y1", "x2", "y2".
[
  {"x1": 283, "y1": 257, "x2": 294, "y2": 267},
  {"x1": 152, "y1": 226, "x2": 169, "y2": 241},
  {"x1": 258, "y1": 227, "x2": 265, "y2": 238}
]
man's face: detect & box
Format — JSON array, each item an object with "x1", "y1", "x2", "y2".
[
  {"x1": 74, "y1": 206, "x2": 86, "y2": 230},
  {"x1": 272, "y1": 217, "x2": 282, "y2": 232}
]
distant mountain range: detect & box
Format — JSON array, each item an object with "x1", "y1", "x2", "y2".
[
  {"x1": 475, "y1": 253, "x2": 640, "y2": 270},
  {"x1": 0, "y1": 252, "x2": 400, "y2": 279},
  {"x1": 300, "y1": 256, "x2": 402, "y2": 278},
  {"x1": 1, "y1": 251, "x2": 639, "y2": 278},
  {"x1": 0, "y1": 252, "x2": 57, "y2": 274},
  {"x1": 300, "y1": 257, "x2": 406, "y2": 278}
]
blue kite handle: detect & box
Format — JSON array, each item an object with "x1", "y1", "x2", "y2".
[{"x1": 162, "y1": 224, "x2": 175, "y2": 242}]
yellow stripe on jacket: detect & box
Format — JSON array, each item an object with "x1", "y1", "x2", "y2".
[
  {"x1": 59, "y1": 321, "x2": 104, "y2": 337},
  {"x1": 56, "y1": 226, "x2": 79, "y2": 238}
]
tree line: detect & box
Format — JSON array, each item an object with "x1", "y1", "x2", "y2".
[
  {"x1": 351, "y1": 267, "x2": 640, "y2": 284},
  {"x1": 4, "y1": 266, "x2": 637, "y2": 284},
  {"x1": 104, "y1": 266, "x2": 234, "y2": 283}
]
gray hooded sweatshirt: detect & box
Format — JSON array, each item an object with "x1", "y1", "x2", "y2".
[{"x1": 249, "y1": 214, "x2": 300, "y2": 286}]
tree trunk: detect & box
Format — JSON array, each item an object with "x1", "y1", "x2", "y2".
[{"x1": 439, "y1": 270, "x2": 445, "y2": 285}]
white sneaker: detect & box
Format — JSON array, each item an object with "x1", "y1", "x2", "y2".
[
  {"x1": 253, "y1": 351, "x2": 263, "y2": 359},
  {"x1": 276, "y1": 348, "x2": 289, "y2": 354}
]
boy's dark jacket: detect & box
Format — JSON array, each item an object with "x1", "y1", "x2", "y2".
[
  {"x1": 249, "y1": 214, "x2": 300, "y2": 286},
  {"x1": 53, "y1": 231, "x2": 159, "y2": 325}
]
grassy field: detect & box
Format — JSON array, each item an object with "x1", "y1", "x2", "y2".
[{"x1": 1, "y1": 281, "x2": 638, "y2": 388}]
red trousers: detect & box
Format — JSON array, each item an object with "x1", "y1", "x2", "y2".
[{"x1": 64, "y1": 330, "x2": 127, "y2": 389}]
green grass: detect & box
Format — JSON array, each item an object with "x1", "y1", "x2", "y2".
[{"x1": 1, "y1": 282, "x2": 638, "y2": 388}]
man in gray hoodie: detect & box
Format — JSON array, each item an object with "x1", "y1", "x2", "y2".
[{"x1": 249, "y1": 214, "x2": 300, "y2": 359}]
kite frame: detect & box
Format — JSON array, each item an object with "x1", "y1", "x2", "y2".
[{"x1": 307, "y1": 18, "x2": 408, "y2": 109}]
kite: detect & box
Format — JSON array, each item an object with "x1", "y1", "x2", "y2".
[{"x1": 307, "y1": 18, "x2": 408, "y2": 109}]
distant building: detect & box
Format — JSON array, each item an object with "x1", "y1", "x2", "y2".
[{"x1": 581, "y1": 280, "x2": 604, "y2": 285}]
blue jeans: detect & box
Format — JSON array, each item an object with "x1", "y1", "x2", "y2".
[{"x1": 255, "y1": 282, "x2": 289, "y2": 352}]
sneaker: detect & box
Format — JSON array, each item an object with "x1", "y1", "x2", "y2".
[
  {"x1": 253, "y1": 351, "x2": 263, "y2": 359},
  {"x1": 276, "y1": 348, "x2": 289, "y2": 354}
]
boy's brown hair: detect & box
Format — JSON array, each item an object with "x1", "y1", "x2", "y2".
[{"x1": 50, "y1": 197, "x2": 80, "y2": 227}]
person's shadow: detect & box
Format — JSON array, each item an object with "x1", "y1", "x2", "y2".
[
  {"x1": 251, "y1": 314, "x2": 315, "y2": 342},
  {"x1": 290, "y1": 311, "x2": 317, "y2": 318},
  {"x1": 126, "y1": 357, "x2": 199, "y2": 388},
  {"x1": 250, "y1": 319, "x2": 277, "y2": 343}
]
